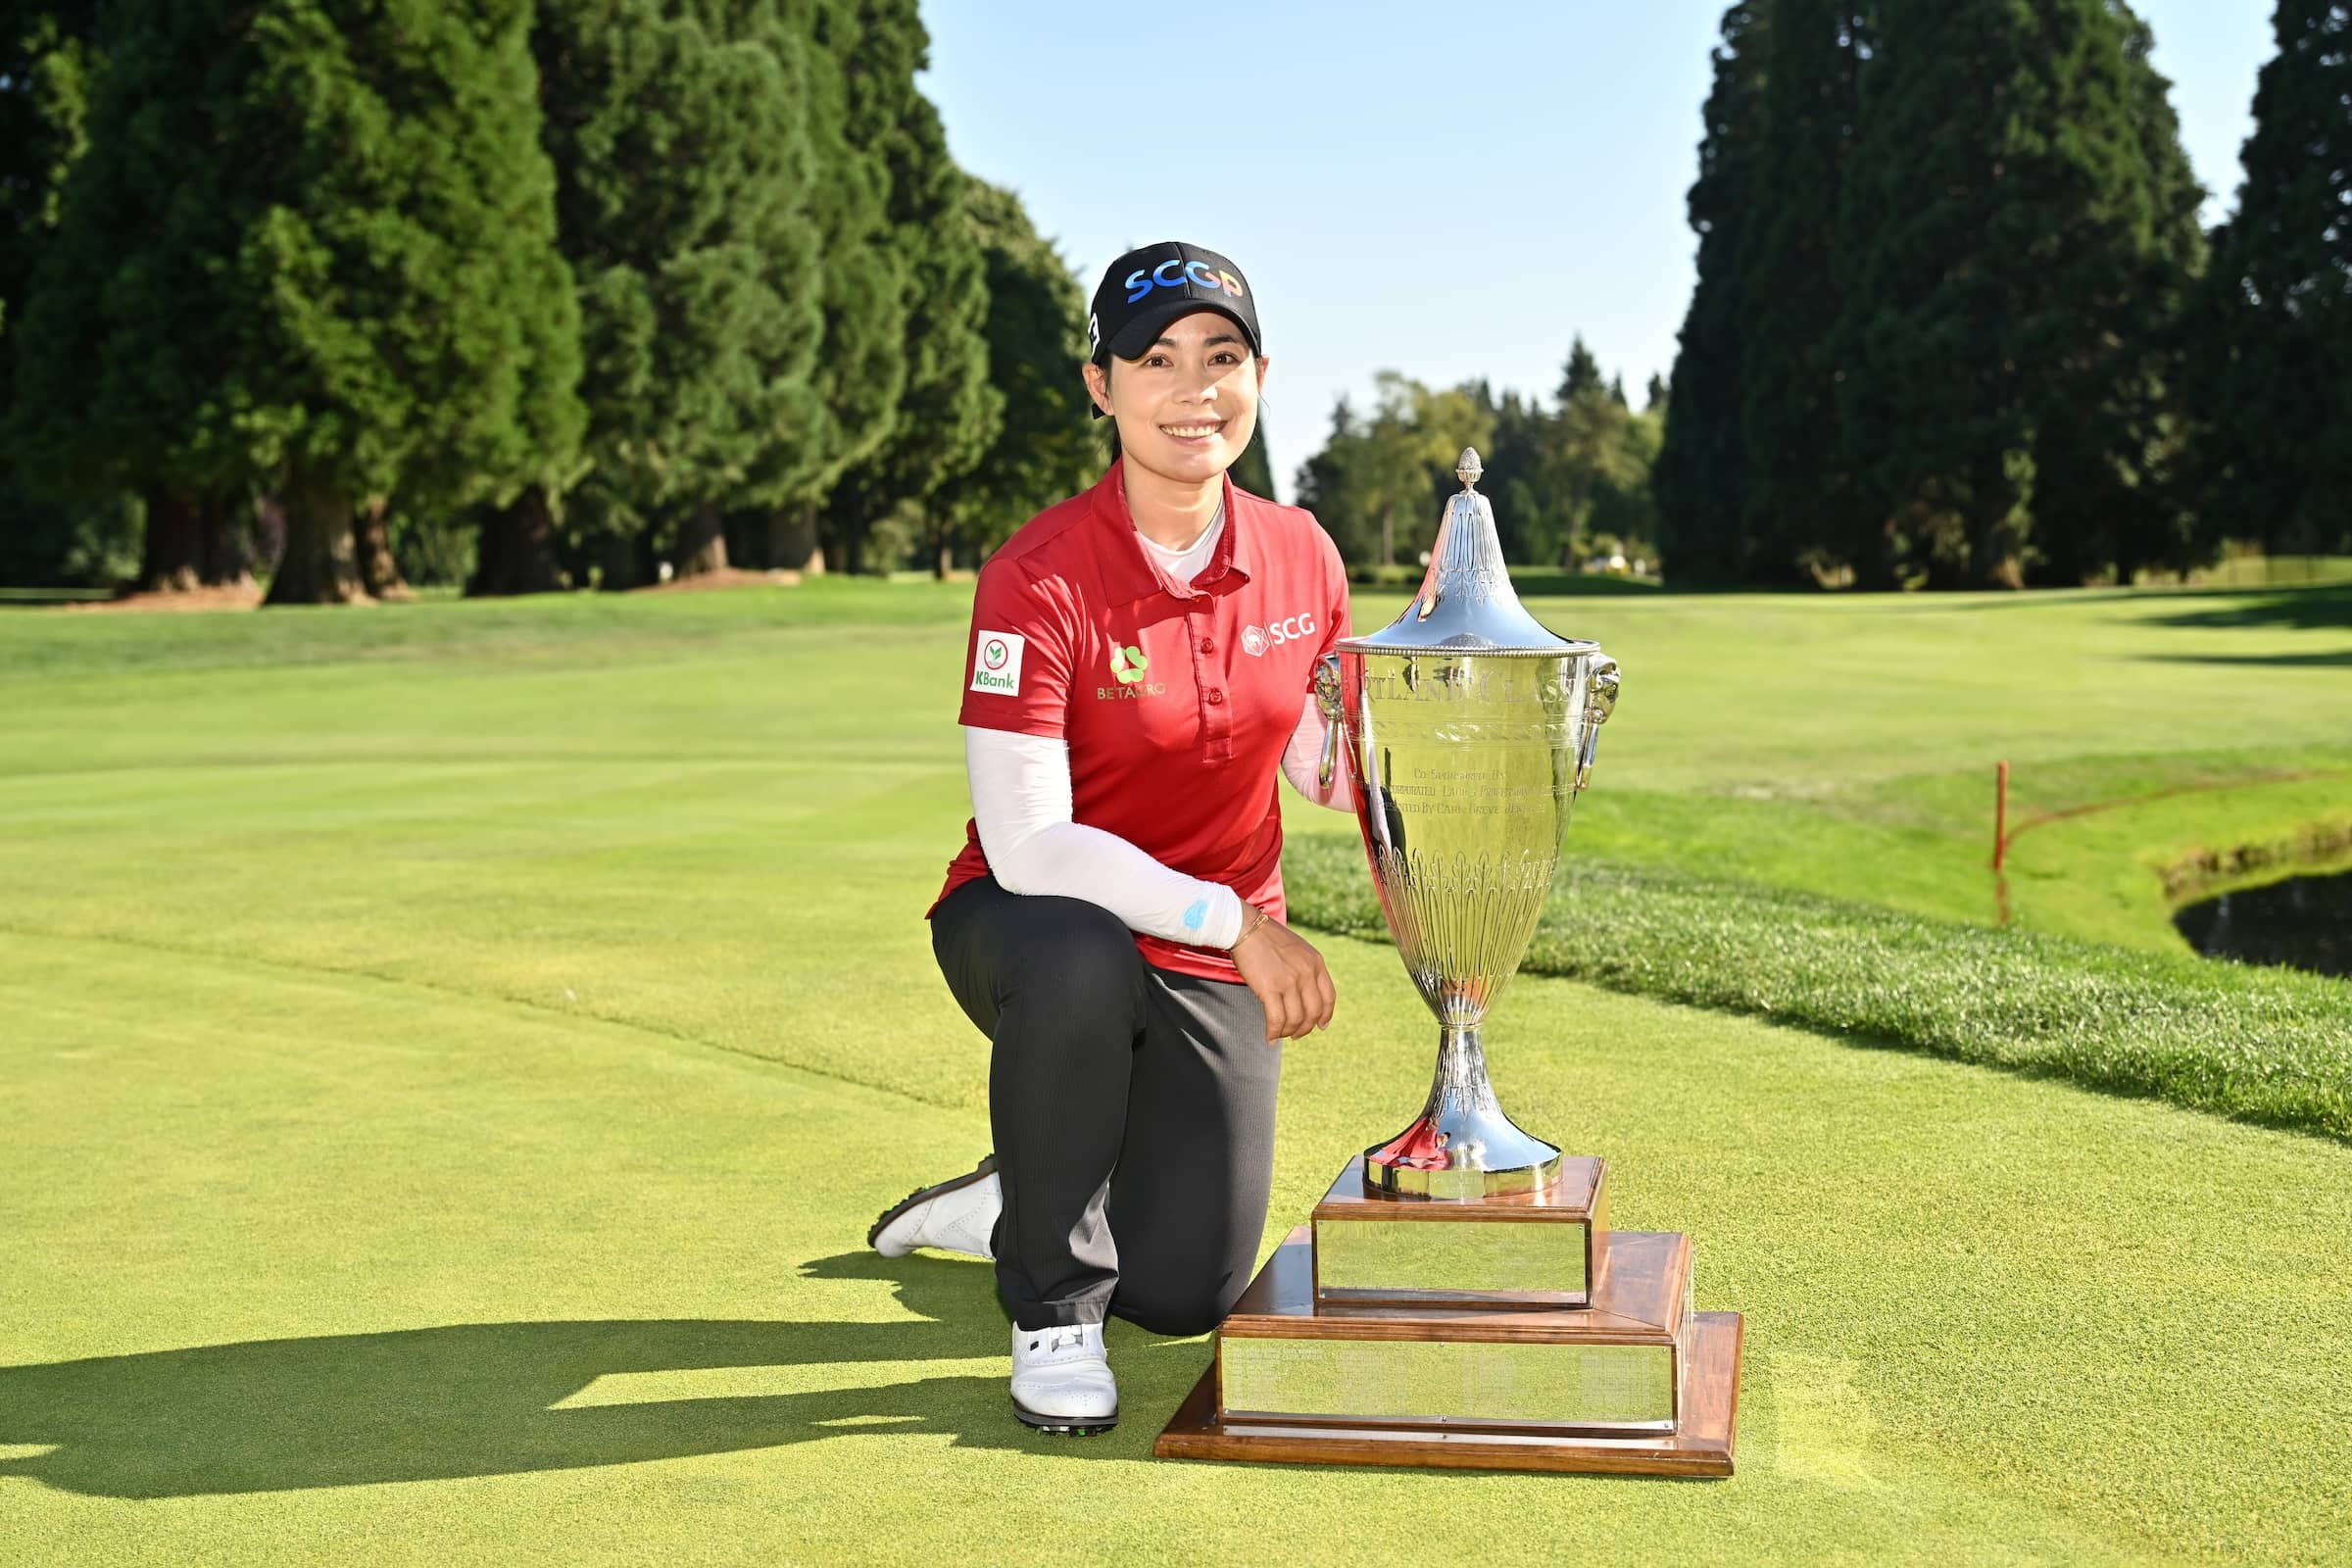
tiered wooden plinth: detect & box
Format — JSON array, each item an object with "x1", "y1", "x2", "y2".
[
  {"x1": 1313, "y1": 1155, "x2": 1608, "y2": 1306},
  {"x1": 1154, "y1": 1158, "x2": 1742, "y2": 1476}
]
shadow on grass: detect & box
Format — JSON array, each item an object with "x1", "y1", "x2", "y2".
[
  {"x1": 0, "y1": 1251, "x2": 1200, "y2": 1497},
  {"x1": 2142, "y1": 584, "x2": 2352, "y2": 632},
  {"x1": 2142, "y1": 648, "x2": 2352, "y2": 667}
]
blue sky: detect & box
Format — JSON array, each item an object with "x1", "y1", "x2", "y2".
[{"x1": 919, "y1": 2, "x2": 2276, "y2": 500}]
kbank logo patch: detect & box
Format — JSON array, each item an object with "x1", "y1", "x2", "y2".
[
  {"x1": 1108, "y1": 644, "x2": 1149, "y2": 684},
  {"x1": 969, "y1": 630, "x2": 1024, "y2": 696}
]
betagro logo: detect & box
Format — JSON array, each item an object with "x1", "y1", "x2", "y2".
[{"x1": 1097, "y1": 642, "x2": 1164, "y2": 701}]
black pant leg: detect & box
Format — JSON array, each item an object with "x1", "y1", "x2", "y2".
[
  {"x1": 931, "y1": 877, "x2": 1149, "y2": 1330},
  {"x1": 1103, "y1": 968, "x2": 1281, "y2": 1337}
]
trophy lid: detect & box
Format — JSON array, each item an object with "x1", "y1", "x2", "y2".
[{"x1": 1336, "y1": 449, "x2": 1596, "y2": 658}]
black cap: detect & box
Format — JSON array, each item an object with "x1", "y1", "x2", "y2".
[{"x1": 1086, "y1": 242, "x2": 1261, "y2": 418}]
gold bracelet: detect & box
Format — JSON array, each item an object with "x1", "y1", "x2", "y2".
[{"x1": 1231, "y1": 906, "x2": 1270, "y2": 950}]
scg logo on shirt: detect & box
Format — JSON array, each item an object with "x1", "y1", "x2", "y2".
[
  {"x1": 969, "y1": 630, "x2": 1024, "y2": 696},
  {"x1": 1241, "y1": 612, "x2": 1316, "y2": 656}
]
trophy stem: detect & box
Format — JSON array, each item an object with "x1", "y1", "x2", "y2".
[{"x1": 1363, "y1": 1024, "x2": 1562, "y2": 1200}]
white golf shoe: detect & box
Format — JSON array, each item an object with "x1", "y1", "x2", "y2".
[
  {"x1": 1009, "y1": 1322, "x2": 1118, "y2": 1434},
  {"x1": 867, "y1": 1155, "x2": 1000, "y2": 1260}
]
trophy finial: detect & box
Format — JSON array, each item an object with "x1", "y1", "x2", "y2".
[{"x1": 1456, "y1": 448, "x2": 1483, "y2": 490}]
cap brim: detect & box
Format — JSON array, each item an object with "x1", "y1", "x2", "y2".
[{"x1": 1102, "y1": 299, "x2": 1259, "y2": 364}]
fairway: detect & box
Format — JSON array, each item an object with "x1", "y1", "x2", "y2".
[{"x1": 3, "y1": 581, "x2": 2350, "y2": 1566}]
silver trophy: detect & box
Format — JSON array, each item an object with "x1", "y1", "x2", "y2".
[{"x1": 1314, "y1": 448, "x2": 1620, "y2": 1200}]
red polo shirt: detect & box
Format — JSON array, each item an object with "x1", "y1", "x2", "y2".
[{"x1": 934, "y1": 463, "x2": 1351, "y2": 982}]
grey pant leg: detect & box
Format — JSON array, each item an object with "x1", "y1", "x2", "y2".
[
  {"x1": 1106, "y1": 971, "x2": 1280, "y2": 1337},
  {"x1": 931, "y1": 877, "x2": 1281, "y2": 1336},
  {"x1": 932, "y1": 877, "x2": 1147, "y2": 1330}
]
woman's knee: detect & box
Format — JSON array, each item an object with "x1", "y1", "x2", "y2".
[
  {"x1": 1111, "y1": 1266, "x2": 1249, "y2": 1339},
  {"x1": 1001, "y1": 896, "x2": 1142, "y2": 1011},
  {"x1": 1114, "y1": 1296, "x2": 1220, "y2": 1339}
]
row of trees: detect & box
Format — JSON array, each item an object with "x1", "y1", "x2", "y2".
[
  {"x1": 1295, "y1": 342, "x2": 1664, "y2": 572},
  {"x1": 1647, "y1": 0, "x2": 2349, "y2": 588},
  {"x1": 7, "y1": 2, "x2": 2339, "y2": 596},
  {"x1": 0, "y1": 0, "x2": 1129, "y2": 599}
]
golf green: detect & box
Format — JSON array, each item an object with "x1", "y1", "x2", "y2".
[{"x1": 2, "y1": 581, "x2": 2347, "y2": 1565}]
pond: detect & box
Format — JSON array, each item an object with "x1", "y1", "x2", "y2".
[{"x1": 2173, "y1": 869, "x2": 2352, "y2": 980}]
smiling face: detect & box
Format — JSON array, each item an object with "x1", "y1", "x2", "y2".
[{"x1": 1084, "y1": 312, "x2": 1269, "y2": 488}]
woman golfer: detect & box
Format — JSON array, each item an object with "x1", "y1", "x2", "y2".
[{"x1": 867, "y1": 240, "x2": 1355, "y2": 1433}]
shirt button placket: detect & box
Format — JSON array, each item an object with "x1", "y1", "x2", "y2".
[{"x1": 1194, "y1": 604, "x2": 1232, "y2": 761}]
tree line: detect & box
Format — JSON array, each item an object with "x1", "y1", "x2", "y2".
[
  {"x1": 1295, "y1": 344, "x2": 1664, "y2": 575},
  {"x1": 1653, "y1": 0, "x2": 2348, "y2": 588},
  {"x1": 1292, "y1": 0, "x2": 2347, "y2": 588},
  {"x1": 7, "y1": 2, "x2": 2341, "y2": 599},
  {"x1": 0, "y1": 0, "x2": 1150, "y2": 600}
]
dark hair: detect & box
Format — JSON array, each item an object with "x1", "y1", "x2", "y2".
[{"x1": 1094, "y1": 353, "x2": 1121, "y2": 464}]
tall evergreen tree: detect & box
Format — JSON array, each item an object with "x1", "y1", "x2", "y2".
[
  {"x1": 512, "y1": 0, "x2": 818, "y2": 592},
  {"x1": 1557, "y1": 336, "x2": 1606, "y2": 404},
  {"x1": 1741, "y1": 0, "x2": 1868, "y2": 584},
  {"x1": 0, "y1": 2, "x2": 147, "y2": 591},
  {"x1": 941, "y1": 174, "x2": 1097, "y2": 566},
  {"x1": 12, "y1": 4, "x2": 264, "y2": 593},
  {"x1": 1655, "y1": 2, "x2": 1769, "y2": 585},
  {"x1": 2192, "y1": 0, "x2": 2352, "y2": 560},
  {"x1": 1547, "y1": 368, "x2": 1646, "y2": 567},
  {"x1": 1837, "y1": 0, "x2": 2167, "y2": 588},
  {"x1": 262, "y1": 0, "x2": 583, "y2": 603},
  {"x1": 0, "y1": 2, "x2": 96, "y2": 370},
  {"x1": 17, "y1": 0, "x2": 584, "y2": 605},
  {"x1": 2028, "y1": 1, "x2": 2208, "y2": 585},
  {"x1": 1294, "y1": 397, "x2": 1377, "y2": 565},
  {"x1": 1231, "y1": 416, "x2": 1278, "y2": 502},
  {"x1": 814, "y1": 0, "x2": 997, "y2": 574},
  {"x1": 1480, "y1": 385, "x2": 1560, "y2": 564},
  {"x1": 1591, "y1": 399, "x2": 1666, "y2": 564},
  {"x1": 766, "y1": 0, "x2": 905, "y2": 573}
]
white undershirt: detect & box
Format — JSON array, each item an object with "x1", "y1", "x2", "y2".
[
  {"x1": 1137, "y1": 504, "x2": 1225, "y2": 585},
  {"x1": 964, "y1": 503, "x2": 1356, "y2": 951}
]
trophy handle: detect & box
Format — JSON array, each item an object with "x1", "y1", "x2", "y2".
[
  {"x1": 1313, "y1": 654, "x2": 1347, "y2": 793},
  {"x1": 1574, "y1": 657, "x2": 1621, "y2": 793}
]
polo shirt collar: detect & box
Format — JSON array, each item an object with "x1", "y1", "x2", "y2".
[{"x1": 1090, "y1": 462, "x2": 1254, "y2": 604}]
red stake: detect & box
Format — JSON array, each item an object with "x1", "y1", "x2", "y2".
[{"x1": 1992, "y1": 760, "x2": 2010, "y2": 872}]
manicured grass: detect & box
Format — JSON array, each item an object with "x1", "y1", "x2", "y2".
[
  {"x1": 1355, "y1": 579, "x2": 2352, "y2": 954},
  {"x1": 1286, "y1": 837, "x2": 2352, "y2": 1140},
  {"x1": 2, "y1": 579, "x2": 2348, "y2": 1565}
]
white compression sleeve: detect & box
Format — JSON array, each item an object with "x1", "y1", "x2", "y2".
[
  {"x1": 963, "y1": 726, "x2": 1248, "y2": 949},
  {"x1": 1279, "y1": 691, "x2": 1356, "y2": 812}
]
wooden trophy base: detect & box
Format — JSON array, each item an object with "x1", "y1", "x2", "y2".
[
  {"x1": 1312, "y1": 1155, "x2": 1608, "y2": 1306},
  {"x1": 1153, "y1": 1157, "x2": 1744, "y2": 1476},
  {"x1": 1156, "y1": 1310, "x2": 1742, "y2": 1476}
]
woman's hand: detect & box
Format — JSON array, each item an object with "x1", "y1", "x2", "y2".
[{"x1": 1231, "y1": 912, "x2": 1337, "y2": 1043}]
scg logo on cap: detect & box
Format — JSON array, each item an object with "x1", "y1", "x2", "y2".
[{"x1": 1125, "y1": 259, "x2": 1248, "y2": 305}]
